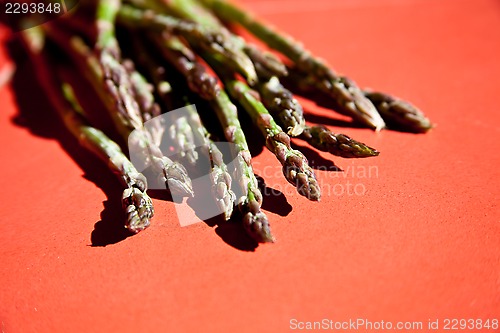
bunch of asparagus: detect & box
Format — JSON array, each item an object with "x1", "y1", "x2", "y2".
[{"x1": 17, "y1": 0, "x2": 432, "y2": 243}]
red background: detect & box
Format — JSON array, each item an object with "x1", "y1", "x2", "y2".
[{"x1": 0, "y1": 0, "x2": 499, "y2": 332}]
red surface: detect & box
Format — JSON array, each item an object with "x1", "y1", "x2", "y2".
[{"x1": 1, "y1": 0, "x2": 499, "y2": 332}]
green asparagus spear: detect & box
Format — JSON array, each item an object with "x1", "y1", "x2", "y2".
[
  {"x1": 149, "y1": 33, "x2": 273, "y2": 240},
  {"x1": 154, "y1": 37, "x2": 273, "y2": 240},
  {"x1": 210, "y1": 91, "x2": 275, "y2": 243},
  {"x1": 185, "y1": 104, "x2": 237, "y2": 220},
  {"x1": 152, "y1": 0, "x2": 306, "y2": 137},
  {"x1": 132, "y1": 35, "x2": 201, "y2": 165},
  {"x1": 21, "y1": 27, "x2": 153, "y2": 233},
  {"x1": 206, "y1": 55, "x2": 320, "y2": 200},
  {"x1": 285, "y1": 63, "x2": 432, "y2": 133},
  {"x1": 124, "y1": 60, "x2": 164, "y2": 145},
  {"x1": 239, "y1": 43, "x2": 306, "y2": 136},
  {"x1": 66, "y1": 85, "x2": 155, "y2": 233},
  {"x1": 151, "y1": 33, "x2": 219, "y2": 100},
  {"x1": 198, "y1": 0, "x2": 386, "y2": 131},
  {"x1": 363, "y1": 90, "x2": 433, "y2": 133},
  {"x1": 243, "y1": 43, "x2": 288, "y2": 80},
  {"x1": 300, "y1": 126, "x2": 379, "y2": 158},
  {"x1": 124, "y1": 0, "x2": 222, "y2": 32},
  {"x1": 95, "y1": 0, "x2": 121, "y2": 54},
  {"x1": 97, "y1": 0, "x2": 195, "y2": 195},
  {"x1": 257, "y1": 76, "x2": 305, "y2": 137},
  {"x1": 131, "y1": 35, "x2": 236, "y2": 220},
  {"x1": 43, "y1": 25, "x2": 194, "y2": 197},
  {"x1": 127, "y1": 0, "x2": 295, "y2": 94},
  {"x1": 117, "y1": 4, "x2": 257, "y2": 84},
  {"x1": 100, "y1": 51, "x2": 194, "y2": 196},
  {"x1": 225, "y1": 79, "x2": 321, "y2": 201},
  {"x1": 128, "y1": 36, "x2": 201, "y2": 164},
  {"x1": 136, "y1": 0, "x2": 295, "y2": 143},
  {"x1": 146, "y1": 33, "x2": 272, "y2": 235}
]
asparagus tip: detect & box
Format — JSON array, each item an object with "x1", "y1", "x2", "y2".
[
  {"x1": 122, "y1": 187, "x2": 154, "y2": 233},
  {"x1": 299, "y1": 178, "x2": 321, "y2": 202},
  {"x1": 301, "y1": 126, "x2": 380, "y2": 158},
  {"x1": 287, "y1": 118, "x2": 306, "y2": 137},
  {"x1": 364, "y1": 91, "x2": 432, "y2": 133},
  {"x1": 243, "y1": 211, "x2": 276, "y2": 243},
  {"x1": 282, "y1": 151, "x2": 322, "y2": 202},
  {"x1": 167, "y1": 179, "x2": 195, "y2": 198},
  {"x1": 214, "y1": 182, "x2": 236, "y2": 220},
  {"x1": 164, "y1": 162, "x2": 195, "y2": 197}
]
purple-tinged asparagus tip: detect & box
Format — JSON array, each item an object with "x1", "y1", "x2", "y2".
[
  {"x1": 242, "y1": 200, "x2": 275, "y2": 243},
  {"x1": 122, "y1": 187, "x2": 154, "y2": 233}
]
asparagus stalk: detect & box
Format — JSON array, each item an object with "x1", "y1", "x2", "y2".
[
  {"x1": 96, "y1": 0, "x2": 195, "y2": 195},
  {"x1": 124, "y1": 60, "x2": 165, "y2": 146},
  {"x1": 239, "y1": 42, "x2": 306, "y2": 136},
  {"x1": 144, "y1": 33, "x2": 272, "y2": 238},
  {"x1": 128, "y1": 0, "x2": 298, "y2": 108},
  {"x1": 243, "y1": 42, "x2": 288, "y2": 79},
  {"x1": 21, "y1": 27, "x2": 153, "y2": 233},
  {"x1": 44, "y1": 24, "x2": 194, "y2": 197},
  {"x1": 151, "y1": 33, "x2": 219, "y2": 100},
  {"x1": 149, "y1": 0, "x2": 306, "y2": 137},
  {"x1": 185, "y1": 104, "x2": 237, "y2": 220},
  {"x1": 133, "y1": 35, "x2": 199, "y2": 165},
  {"x1": 99, "y1": 50, "x2": 194, "y2": 196},
  {"x1": 251, "y1": 66, "x2": 380, "y2": 156},
  {"x1": 241, "y1": 44, "x2": 306, "y2": 136},
  {"x1": 129, "y1": 36, "x2": 200, "y2": 164},
  {"x1": 257, "y1": 76, "x2": 305, "y2": 137},
  {"x1": 117, "y1": 4, "x2": 257, "y2": 84},
  {"x1": 131, "y1": 36, "x2": 237, "y2": 220},
  {"x1": 206, "y1": 54, "x2": 320, "y2": 200},
  {"x1": 198, "y1": 0, "x2": 386, "y2": 131},
  {"x1": 126, "y1": 0, "x2": 289, "y2": 86},
  {"x1": 283, "y1": 63, "x2": 432, "y2": 133},
  {"x1": 363, "y1": 90, "x2": 433, "y2": 133},
  {"x1": 300, "y1": 126, "x2": 379, "y2": 158},
  {"x1": 95, "y1": 0, "x2": 121, "y2": 54},
  {"x1": 126, "y1": 0, "x2": 222, "y2": 27},
  {"x1": 210, "y1": 91, "x2": 275, "y2": 243},
  {"x1": 63, "y1": 84, "x2": 154, "y2": 233},
  {"x1": 225, "y1": 79, "x2": 321, "y2": 201}
]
